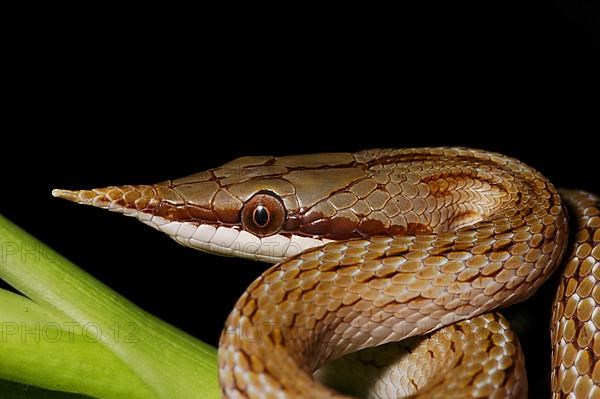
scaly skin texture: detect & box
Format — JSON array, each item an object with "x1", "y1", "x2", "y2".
[
  {"x1": 551, "y1": 190, "x2": 600, "y2": 398},
  {"x1": 315, "y1": 312, "x2": 526, "y2": 399},
  {"x1": 52, "y1": 148, "x2": 600, "y2": 398}
]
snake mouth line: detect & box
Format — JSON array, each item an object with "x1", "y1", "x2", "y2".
[{"x1": 51, "y1": 187, "x2": 332, "y2": 263}]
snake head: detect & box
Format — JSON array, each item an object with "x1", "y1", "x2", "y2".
[{"x1": 52, "y1": 152, "x2": 380, "y2": 263}]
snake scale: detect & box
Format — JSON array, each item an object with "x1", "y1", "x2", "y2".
[{"x1": 53, "y1": 147, "x2": 600, "y2": 398}]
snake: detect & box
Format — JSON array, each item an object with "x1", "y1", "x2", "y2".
[{"x1": 51, "y1": 147, "x2": 600, "y2": 398}]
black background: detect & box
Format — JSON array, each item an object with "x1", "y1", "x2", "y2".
[{"x1": 2, "y1": 3, "x2": 599, "y2": 397}]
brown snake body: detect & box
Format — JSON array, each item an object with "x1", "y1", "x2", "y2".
[{"x1": 53, "y1": 147, "x2": 600, "y2": 398}]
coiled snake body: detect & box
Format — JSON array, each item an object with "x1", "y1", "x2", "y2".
[{"x1": 53, "y1": 147, "x2": 600, "y2": 398}]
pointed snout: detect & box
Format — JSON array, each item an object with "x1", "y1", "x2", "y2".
[{"x1": 51, "y1": 185, "x2": 161, "y2": 213}]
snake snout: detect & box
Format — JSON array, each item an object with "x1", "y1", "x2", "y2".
[
  {"x1": 51, "y1": 188, "x2": 80, "y2": 203},
  {"x1": 51, "y1": 185, "x2": 161, "y2": 214}
]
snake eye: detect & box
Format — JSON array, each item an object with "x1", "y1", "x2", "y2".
[{"x1": 241, "y1": 193, "x2": 285, "y2": 237}]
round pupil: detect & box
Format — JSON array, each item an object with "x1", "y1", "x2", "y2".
[{"x1": 253, "y1": 205, "x2": 270, "y2": 227}]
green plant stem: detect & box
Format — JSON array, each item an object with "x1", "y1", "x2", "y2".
[
  {"x1": 0, "y1": 214, "x2": 220, "y2": 399},
  {"x1": 0, "y1": 288, "x2": 156, "y2": 399}
]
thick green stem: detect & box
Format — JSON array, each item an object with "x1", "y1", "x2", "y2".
[
  {"x1": 0, "y1": 214, "x2": 220, "y2": 399},
  {"x1": 0, "y1": 288, "x2": 156, "y2": 399}
]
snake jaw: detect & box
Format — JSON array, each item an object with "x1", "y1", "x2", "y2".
[{"x1": 51, "y1": 185, "x2": 331, "y2": 262}]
